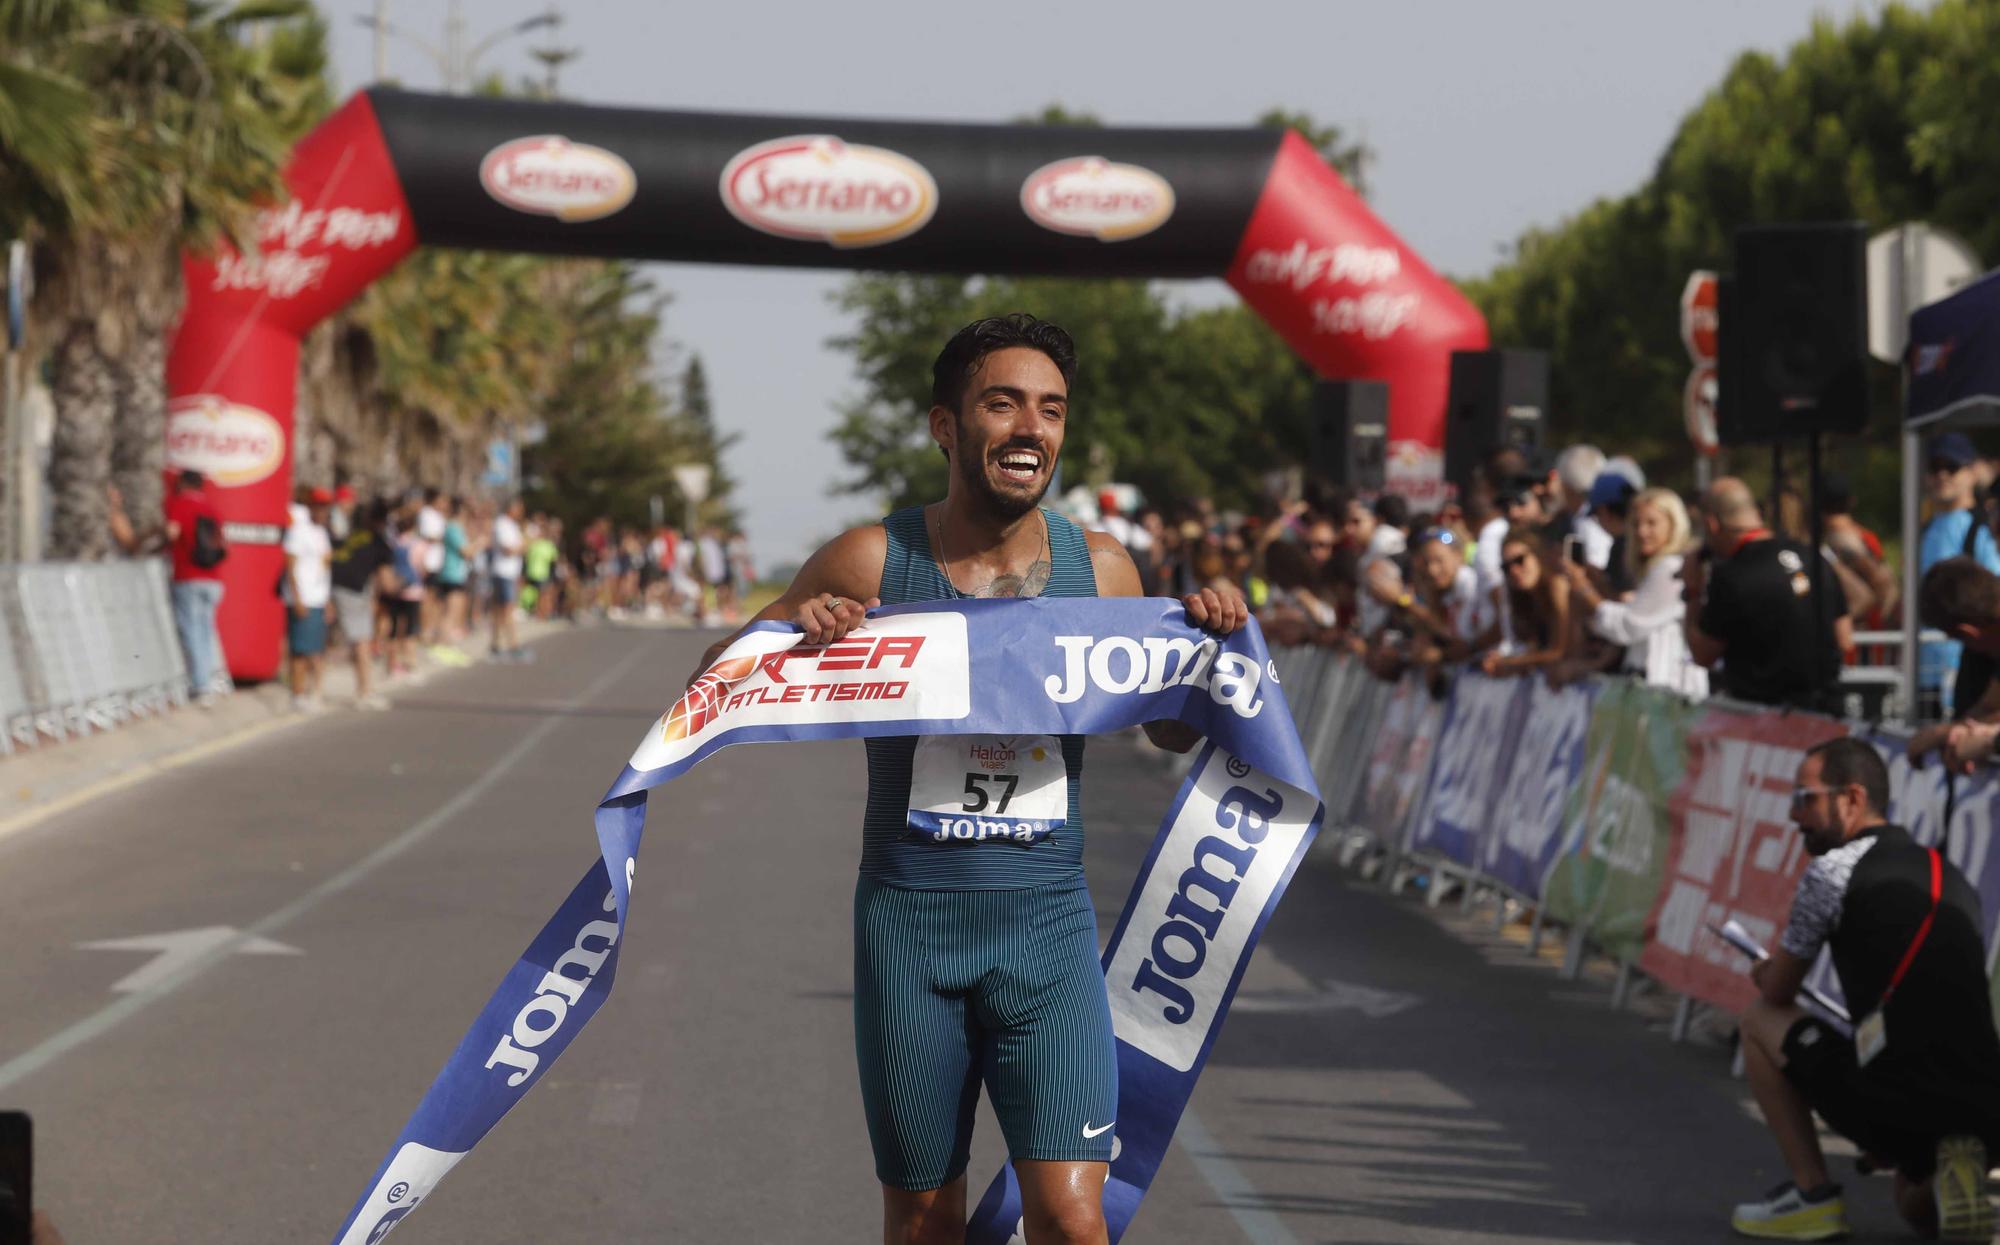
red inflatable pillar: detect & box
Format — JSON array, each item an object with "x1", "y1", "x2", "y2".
[
  {"x1": 1227, "y1": 132, "x2": 1489, "y2": 506},
  {"x1": 167, "y1": 94, "x2": 417, "y2": 681}
]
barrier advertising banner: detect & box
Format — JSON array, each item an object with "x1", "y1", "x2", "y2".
[
  {"x1": 1542, "y1": 682, "x2": 1700, "y2": 963},
  {"x1": 1356, "y1": 676, "x2": 1445, "y2": 847},
  {"x1": 1409, "y1": 674, "x2": 1530, "y2": 868},
  {"x1": 1638, "y1": 706, "x2": 1847, "y2": 1012},
  {"x1": 1477, "y1": 680, "x2": 1597, "y2": 895}
]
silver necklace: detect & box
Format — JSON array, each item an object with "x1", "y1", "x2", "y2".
[{"x1": 932, "y1": 503, "x2": 1050, "y2": 600}]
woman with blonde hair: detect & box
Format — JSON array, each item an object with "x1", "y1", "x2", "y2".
[{"x1": 1565, "y1": 487, "x2": 1708, "y2": 696}]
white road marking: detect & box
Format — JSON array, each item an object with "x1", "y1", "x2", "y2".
[
  {"x1": 77, "y1": 926, "x2": 302, "y2": 994},
  {"x1": 1229, "y1": 978, "x2": 1423, "y2": 1019},
  {"x1": 0, "y1": 642, "x2": 651, "y2": 1094},
  {"x1": 1175, "y1": 1107, "x2": 1301, "y2": 1245},
  {"x1": 588, "y1": 1081, "x2": 645, "y2": 1126}
]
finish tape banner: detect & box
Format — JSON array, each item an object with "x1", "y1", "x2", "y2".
[{"x1": 328, "y1": 599, "x2": 1323, "y2": 1245}]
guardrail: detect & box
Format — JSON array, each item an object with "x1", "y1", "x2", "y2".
[
  {"x1": 0, "y1": 561, "x2": 188, "y2": 753},
  {"x1": 1277, "y1": 649, "x2": 2000, "y2": 1055}
]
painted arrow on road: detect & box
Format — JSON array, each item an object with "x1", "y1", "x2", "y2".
[
  {"x1": 1230, "y1": 977, "x2": 1422, "y2": 1019},
  {"x1": 77, "y1": 926, "x2": 303, "y2": 994}
]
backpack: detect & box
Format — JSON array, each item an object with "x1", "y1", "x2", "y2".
[{"x1": 191, "y1": 513, "x2": 228, "y2": 569}]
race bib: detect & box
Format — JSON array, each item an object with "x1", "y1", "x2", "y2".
[{"x1": 907, "y1": 734, "x2": 1067, "y2": 844}]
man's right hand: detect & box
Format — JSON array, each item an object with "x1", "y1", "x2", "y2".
[{"x1": 795, "y1": 592, "x2": 879, "y2": 645}]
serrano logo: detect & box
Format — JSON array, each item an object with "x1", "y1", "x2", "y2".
[
  {"x1": 480, "y1": 135, "x2": 636, "y2": 222},
  {"x1": 720, "y1": 135, "x2": 938, "y2": 247},
  {"x1": 164, "y1": 396, "x2": 285, "y2": 488},
  {"x1": 1021, "y1": 157, "x2": 1174, "y2": 241}
]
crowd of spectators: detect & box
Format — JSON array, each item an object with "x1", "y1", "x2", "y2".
[
  {"x1": 112, "y1": 474, "x2": 757, "y2": 714},
  {"x1": 1083, "y1": 440, "x2": 1920, "y2": 713}
]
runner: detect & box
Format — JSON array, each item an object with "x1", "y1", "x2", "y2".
[{"x1": 687, "y1": 314, "x2": 1246, "y2": 1245}]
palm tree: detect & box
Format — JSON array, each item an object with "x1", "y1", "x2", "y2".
[{"x1": 0, "y1": 1, "x2": 321, "y2": 558}]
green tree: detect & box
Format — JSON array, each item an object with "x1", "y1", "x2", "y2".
[
  {"x1": 3, "y1": 1, "x2": 323, "y2": 557},
  {"x1": 827, "y1": 107, "x2": 1356, "y2": 514},
  {"x1": 1464, "y1": 1, "x2": 1980, "y2": 516},
  {"x1": 678, "y1": 353, "x2": 738, "y2": 526}
]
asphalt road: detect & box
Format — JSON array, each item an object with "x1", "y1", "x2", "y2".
[{"x1": 0, "y1": 624, "x2": 1920, "y2": 1242}]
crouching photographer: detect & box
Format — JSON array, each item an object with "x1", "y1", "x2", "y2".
[{"x1": 1731, "y1": 739, "x2": 2000, "y2": 1241}]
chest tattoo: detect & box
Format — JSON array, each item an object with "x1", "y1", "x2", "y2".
[{"x1": 973, "y1": 559, "x2": 1052, "y2": 598}]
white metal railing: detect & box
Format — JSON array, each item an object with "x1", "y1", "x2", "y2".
[{"x1": 0, "y1": 560, "x2": 188, "y2": 750}]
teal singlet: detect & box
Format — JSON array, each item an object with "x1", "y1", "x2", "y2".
[{"x1": 859, "y1": 505, "x2": 1096, "y2": 889}]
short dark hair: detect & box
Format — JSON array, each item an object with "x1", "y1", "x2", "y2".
[
  {"x1": 176, "y1": 469, "x2": 205, "y2": 490},
  {"x1": 1818, "y1": 472, "x2": 1856, "y2": 516},
  {"x1": 1920, "y1": 556, "x2": 2000, "y2": 631},
  {"x1": 1805, "y1": 736, "x2": 1889, "y2": 814},
  {"x1": 930, "y1": 313, "x2": 1077, "y2": 414},
  {"x1": 1372, "y1": 493, "x2": 1410, "y2": 530}
]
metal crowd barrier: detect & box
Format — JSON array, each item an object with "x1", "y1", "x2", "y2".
[{"x1": 0, "y1": 560, "x2": 188, "y2": 751}]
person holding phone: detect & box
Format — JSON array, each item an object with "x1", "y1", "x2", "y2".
[{"x1": 1564, "y1": 488, "x2": 1707, "y2": 697}]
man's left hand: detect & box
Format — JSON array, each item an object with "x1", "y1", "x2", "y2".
[{"x1": 1182, "y1": 586, "x2": 1249, "y2": 635}]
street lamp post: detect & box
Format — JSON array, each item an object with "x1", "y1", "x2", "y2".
[{"x1": 357, "y1": 1, "x2": 562, "y2": 92}]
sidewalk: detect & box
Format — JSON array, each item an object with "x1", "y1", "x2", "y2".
[{"x1": 0, "y1": 616, "x2": 584, "y2": 837}]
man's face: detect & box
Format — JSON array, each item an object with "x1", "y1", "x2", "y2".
[
  {"x1": 1503, "y1": 492, "x2": 1541, "y2": 527},
  {"x1": 1930, "y1": 457, "x2": 1976, "y2": 508},
  {"x1": 1789, "y1": 755, "x2": 1853, "y2": 857},
  {"x1": 1305, "y1": 521, "x2": 1337, "y2": 567},
  {"x1": 1415, "y1": 542, "x2": 1458, "y2": 594},
  {"x1": 932, "y1": 347, "x2": 1066, "y2": 520},
  {"x1": 1340, "y1": 504, "x2": 1375, "y2": 547}
]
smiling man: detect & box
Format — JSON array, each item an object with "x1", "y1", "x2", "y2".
[{"x1": 687, "y1": 314, "x2": 1245, "y2": 1245}]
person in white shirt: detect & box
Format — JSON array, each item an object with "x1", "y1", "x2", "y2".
[
  {"x1": 1395, "y1": 527, "x2": 1495, "y2": 669},
  {"x1": 284, "y1": 489, "x2": 335, "y2": 713},
  {"x1": 1564, "y1": 487, "x2": 1708, "y2": 698},
  {"x1": 488, "y1": 498, "x2": 527, "y2": 661},
  {"x1": 416, "y1": 489, "x2": 447, "y2": 643},
  {"x1": 1475, "y1": 477, "x2": 1546, "y2": 595},
  {"x1": 1539, "y1": 445, "x2": 1615, "y2": 571},
  {"x1": 1350, "y1": 494, "x2": 1411, "y2": 641}
]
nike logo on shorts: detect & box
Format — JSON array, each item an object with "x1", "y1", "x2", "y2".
[{"x1": 1082, "y1": 1121, "x2": 1114, "y2": 1138}]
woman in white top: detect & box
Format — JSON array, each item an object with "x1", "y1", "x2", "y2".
[{"x1": 1564, "y1": 487, "x2": 1709, "y2": 697}]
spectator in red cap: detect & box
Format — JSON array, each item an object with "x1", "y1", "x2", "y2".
[
  {"x1": 328, "y1": 483, "x2": 357, "y2": 541},
  {"x1": 284, "y1": 487, "x2": 335, "y2": 713}
]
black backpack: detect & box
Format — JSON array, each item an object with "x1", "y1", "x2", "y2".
[{"x1": 191, "y1": 513, "x2": 228, "y2": 569}]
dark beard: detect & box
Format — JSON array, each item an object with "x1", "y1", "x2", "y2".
[{"x1": 955, "y1": 438, "x2": 1049, "y2": 520}]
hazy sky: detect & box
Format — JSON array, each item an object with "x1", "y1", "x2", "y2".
[{"x1": 319, "y1": 0, "x2": 1919, "y2": 570}]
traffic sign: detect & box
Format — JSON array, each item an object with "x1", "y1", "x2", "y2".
[
  {"x1": 1867, "y1": 223, "x2": 1980, "y2": 364},
  {"x1": 1685, "y1": 364, "x2": 1718, "y2": 456},
  {"x1": 672, "y1": 462, "x2": 712, "y2": 505},
  {"x1": 1681, "y1": 270, "x2": 1718, "y2": 364}
]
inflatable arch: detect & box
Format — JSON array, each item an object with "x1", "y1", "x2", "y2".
[{"x1": 167, "y1": 89, "x2": 1487, "y2": 679}]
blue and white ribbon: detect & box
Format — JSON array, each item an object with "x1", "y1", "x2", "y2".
[{"x1": 330, "y1": 599, "x2": 1324, "y2": 1244}]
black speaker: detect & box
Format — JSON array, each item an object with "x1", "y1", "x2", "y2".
[
  {"x1": 1719, "y1": 222, "x2": 1867, "y2": 444},
  {"x1": 1443, "y1": 349, "x2": 1547, "y2": 497},
  {"x1": 1307, "y1": 380, "x2": 1387, "y2": 493}
]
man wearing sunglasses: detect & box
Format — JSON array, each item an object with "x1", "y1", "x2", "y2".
[
  {"x1": 1731, "y1": 738, "x2": 2000, "y2": 1241},
  {"x1": 1919, "y1": 433, "x2": 2000, "y2": 718}
]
